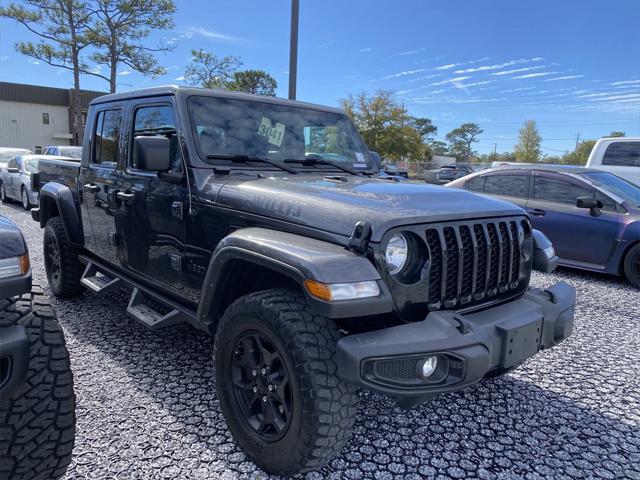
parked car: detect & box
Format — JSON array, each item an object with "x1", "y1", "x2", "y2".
[
  {"x1": 381, "y1": 162, "x2": 409, "y2": 178},
  {"x1": 0, "y1": 155, "x2": 71, "y2": 210},
  {"x1": 0, "y1": 215, "x2": 75, "y2": 480},
  {"x1": 446, "y1": 165, "x2": 640, "y2": 287},
  {"x1": 586, "y1": 137, "x2": 639, "y2": 186},
  {"x1": 436, "y1": 164, "x2": 475, "y2": 184},
  {"x1": 33, "y1": 86, "x2": 574, "y2": 475},
  {"x1": 370, "y1": 151, "x2": 408, "y2": 181},
  {"x1": 43, "y1": 145, "x2": 82, "y2": 160},
  {"x1": 0, "y1": 147, "x2": 32, "y2": 169}
]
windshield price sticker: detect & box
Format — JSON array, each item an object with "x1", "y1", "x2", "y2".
[
  {"x1": 258, "y1": 117, "x2": 285, "y2": 147},
  {"x1": 353, "y1": 152, "x2": 367, "y2": 168}
]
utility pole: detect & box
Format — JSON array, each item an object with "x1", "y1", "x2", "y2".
[
  {"x1": 288, "y1": 0, "x2": 300, "y2": 100},
  {"x1": 574, "y1": 133, "x2": 581, "y2": 151},
  {"x1": 493, "y1": 143, "x2": 497, "y2": 155}
]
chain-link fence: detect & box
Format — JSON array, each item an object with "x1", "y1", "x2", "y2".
[{"x1": 402, "y1": 162, "x2": 492, "y2": 183}]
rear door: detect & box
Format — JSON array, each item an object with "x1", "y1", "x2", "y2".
[
  {"x1": 526, "y1": 172, "x2": 619, "y2": 265},
  {"x1": 79, "y1": 106, "x2": 124, "y2": 264},
  {"x1": 5, "y1": 158, "x2": 19, "y2": 198},
  {"x1": 474, "y1": 170, "x2": 530, "y2": 209},
  {"x1": 116, "y1": 98, "x2": 187, "y2": 294},
  {"x1": 600, "y1": 141, "x2": 640, "y2": 186}
]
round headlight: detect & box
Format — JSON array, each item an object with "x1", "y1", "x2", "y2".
[{"x1": 385, "y1": 233, "x2": 408, "y2": 275}]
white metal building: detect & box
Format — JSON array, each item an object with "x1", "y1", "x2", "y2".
[{"x1": 0, "y1": 82, "x2": 105, "y2": 151}]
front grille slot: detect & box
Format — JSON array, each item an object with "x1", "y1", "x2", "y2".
[{"x1": 423, "y1": 218, "x2": 527, "y2": 311}]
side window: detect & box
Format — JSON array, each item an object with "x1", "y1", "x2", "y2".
[
  {"x1": 602, "y1": 142, "x2": 640, "y2": 167},
  {"x1": 93, "y1": 109, "x2": 122, "y2": 165},
  {"x1": 15, "y1": 158, "x2": 22, "y2": 169},
  {"x1": 132, "y1": 105, "x2": 177, "y2": 170},
  {"x1": 466, "y1": 176, "x2": 486, "y2": 192},
  {"x1": 595, "y1": 191, "x2": 618, "y2": 212},
  {"x1": 533, "y1": 176, "x2": 592, "y2": 205},
  {"x1": 484, "y1": 174, "x2": 528, "y2": 198},
  {"x1": 7, "y1": 158, "x2": 16, "y2": 169}
]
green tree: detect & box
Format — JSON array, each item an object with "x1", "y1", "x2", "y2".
[
  {"x1": 608, "y1": 131, "x2": 625, "y2": 137},
  {"x1": 86, "y1": 0, "x2": 176, "y2": 93},
  {"x1": 0, "y1": 0, "x2": 92, "y2": 144},
  {"x1": 411, "y1": 117, "x2": 437, "y2": 142},
  {"x1": 184, "y1": 48, "x2": 242, "y2": 89},
  {"x1": 514, "y1": 119, "x2": 542, "y2": 163},
  {"x1": 429, "y1": 140, "x2": 449, "y2": 156},
  {"x1": 563, "y1": 140, "x2": 596, "y2": 165},
  {"x1": 445, "y1": 123, "x2": 483, "y2": 161},
  {"x1": 228, "y1": 69, "x2": 277, "y2": 96},
  {"x1": 341, "y1": 90, "x2": 425, "y2": 161}
]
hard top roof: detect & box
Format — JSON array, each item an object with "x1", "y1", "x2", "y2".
[{"x1": 90, "y1": 85, "x2": 344, "y2": 114}]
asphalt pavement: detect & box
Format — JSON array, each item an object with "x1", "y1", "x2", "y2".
[{"x1": 2, "y1": 201, "x2": 639, "y2": 480}]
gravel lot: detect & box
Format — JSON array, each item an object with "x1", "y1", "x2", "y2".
[{"x1": 2, "y1": 201, "x2": 639, "y2": 480}]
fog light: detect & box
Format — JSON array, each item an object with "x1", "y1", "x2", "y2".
[{"x1": 420, "y1": 356, "x2": 438, "y2": 379}]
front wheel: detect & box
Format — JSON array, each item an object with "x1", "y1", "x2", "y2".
[
  {"x1": 0, "y1": 182, "x2": 8, "y2": 203},
  {"x1": 623, "y1": 243, "x2": 640, "y2": 289},
  {"x1": 20, "y1": 187, "x2": 30, "y2": 210},
  {"x1": 43, "y1": 217, "x2": 84, "y2": 298},
  {"x1": 214, "y1": 289, "x2": 358, "y2": 476}
]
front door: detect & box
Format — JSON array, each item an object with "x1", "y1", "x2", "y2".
[
  {"x1": 116, "y1": 99, "x2": 187, "y2": 294},
  {"x1": 526, "y1": 172, "x2": 619, "y2": 266},
  {"x1": 79, "y1": 107, "x2": 124, "y2": 265}
]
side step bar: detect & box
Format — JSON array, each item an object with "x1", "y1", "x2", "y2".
[{"x1": 78, "y1": 255, "x2": 199, "y2": 332}]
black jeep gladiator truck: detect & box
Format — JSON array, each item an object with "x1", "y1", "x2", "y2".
[
  {"x1": 0, "y1": 215, "x2": 75, "y2": 480},
  {"x1": 32, "y1": 86, "x2": 575, "y2": 475}
]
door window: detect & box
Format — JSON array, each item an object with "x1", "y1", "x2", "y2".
[
  {"x1": 602, "y1": 142, "x2": 640, "y2": 167},
  {"x1": 484, "y1": 174, "x2": 528, "y2": 198},
  {"x1": 533, "y1": 176, "x2": 591, "y2": 204},
  {"x1": 93, "y1": 110, "x2": 122, "y2": 165},
  {"x1": 466, "y1": 176, "x2": 486, "y2": 192},
  {"x1": 131, "y1": 105, "x2": 177, "y2": 170}
]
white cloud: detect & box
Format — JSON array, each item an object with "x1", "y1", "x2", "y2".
[
  {"x1": 182, "y1": 26, "x2": 244, "y2": 44},
  {"x1": 0, "y1": 56, "x2": 8, "y2": 61},
  {"x1": 490, "y1": 65, "x2": 546, "y2": 76},
  {"x1": 174, "y1": 76, "x2": 185, "y2": 81},
  {"x1": 435, "y1": 63, "x2": 457, "y2": 70},
  {"x1": 454, "y1": 57, "x2": 543, "y2": 74},
  {"x1": 500, "y1": 87, "x2": 536, "y2": 93},
  {"x1": 377, "y1": 68, "x2": 426, "y2": 80},
  {"x1": 431, "y1": 76, "x2": 471, "y2": 86},
  {"x1": 588, "y1": 93, "x2": 640, "y2": 102},
  {"x1": 610, "y1": 79, "x2": 640, "y2": 85},
  {"x1": 360, "y1": 47, "x2": 373, "y2": 53},
  {"x1": 544, "y1": 75, "x2": 584, "y2": 81},
  {"x1": 396, "y1": 47, "x2": 427, "y2": 56},
  {"x1": 117, "y1": 70, "x2": 132, "y2": 76},
  {"x1": 512, "y1": 72, "x2": 557, "y2": 79},
  {"x1": 454, "y1": 80, "x2": 495, "y2": 89}
]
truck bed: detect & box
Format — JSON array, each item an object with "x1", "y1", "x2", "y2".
[{"x1": 36, "y1": 158, "x2": 80, "y2": 192}]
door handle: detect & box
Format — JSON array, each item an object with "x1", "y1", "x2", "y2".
[
  {"x1": 528, "y1": 208, "x2": 546, "y2": 216},
  {"x1": 84, "y1": 183, "x2": 99, "y2": 192},
  {"x1": 116, "y1": 191, "x2": 136, "y2": 204}
]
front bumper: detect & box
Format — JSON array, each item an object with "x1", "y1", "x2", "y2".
[{"x1": 336, "y1": 282, "x2": 575, "y2": 408}]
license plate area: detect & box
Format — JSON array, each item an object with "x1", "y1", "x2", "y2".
[{"x1": 496, "y1": 313, "x2": 543, "y2": 368}]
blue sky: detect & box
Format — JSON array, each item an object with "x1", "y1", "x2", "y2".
[{"x1": 1, "y1": 0, "x2": 639, "y2": 154}]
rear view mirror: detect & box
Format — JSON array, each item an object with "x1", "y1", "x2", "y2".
[
  {"x1": 133, "y1": 136, "x2": 171, "y2": 171},
  {"x1": 7, "y1": 167, "x2": 19, "y2": 174}
]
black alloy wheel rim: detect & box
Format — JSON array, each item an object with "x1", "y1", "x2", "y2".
[
  {"x1": 230, "y1": 330, "x2": 293, "y2": 442},
  {"x1": 46, "y1": 234, "x2": 61, "y2": 287}
]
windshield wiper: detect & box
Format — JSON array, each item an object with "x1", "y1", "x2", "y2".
[
  {"x1": 283, "y1": 157, "x2": 364, "y2": 176},
  {"x1": 206, "y1": 154, "x2": 299, "y2": 174}
]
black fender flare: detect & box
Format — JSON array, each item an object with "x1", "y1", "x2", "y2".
[
  {"x1": 196, "y1": 228, "x2": 393, "y2": 326},
  {"x1": 38, "y1": 182, "x2": 84, "y2": 247}
]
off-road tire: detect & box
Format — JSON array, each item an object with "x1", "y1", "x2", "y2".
[
  {"x1": 43, "y1": 217, "x2": 84, "y2": 298},
  {"x1": 623, "y1": 243, "x2": 640, "y2": 289},
  {"x1": 20, "y1": 187, "x2": 30, "y2": 211},
  {"x1": 214, "y1": 289, "x2": 358, "y2": 476},
  {"x1": 0, "y1": 183, "x2": 8, "y2": 204},
  {"x1": 0, "y1": 287, "x2": 75, "y2": 480}
]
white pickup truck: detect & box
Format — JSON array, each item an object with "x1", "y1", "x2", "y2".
[{"x1": 586, "y1": 137, "x2": 640, "y2": 186}]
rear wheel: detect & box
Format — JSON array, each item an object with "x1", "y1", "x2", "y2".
[
  {"x1": 623, "y1": 243, "x2": 640, "y2": 289},
  {"x1": 214, "y1": 289, "x2": 358, "y2": 476},
  {"x1": 0, "y1": 287, "x2": 75, "y2": 480},
  {"x1": 20, "y1": 187, "x2": 30, "y2": 211},
  {"x1": 43, "y1": 217, "x2": 84, "y2": 298}
]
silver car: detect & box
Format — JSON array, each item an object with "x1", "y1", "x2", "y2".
[{"x1": 0, "y1": 155, "x2": 69, "y2": 210}]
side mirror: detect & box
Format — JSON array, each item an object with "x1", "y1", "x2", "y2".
[
  {"x1": 532, "y1": 229, "x2": 559, "y2": 273},
  {"x1": 576, "y1": 196, "x2": 603, "y2": 217},
  {"x1": 369, "y1": 151, "x2": 382, "y2": 169},
  {"x1": 7, "y1": 167, "x2": 19, "y2": 174},
  {"x1": 133, "y1": 136, "x2": 171, "y2": 172},
  {"x1": 31, "y1": 172, "x2": 41, "y2": 192}
]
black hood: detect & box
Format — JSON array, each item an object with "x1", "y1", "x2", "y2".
[{"x1": 200, "y1": 174, "x2": 526, "y2": 242}]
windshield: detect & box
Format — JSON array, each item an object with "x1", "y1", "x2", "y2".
[
  {"x1": 0, "y1": 149, "x2": 32, "y2": 163},
  {"x1": 581, "y1": 171, "x2": 640, "y2": 206},
  {"x1": 188, "y1": 96, "x2": 374, "y2": 171},
  {"x1": 58, "y1": 147, "x2": 82, "y2": 159},
  {"x1": 24, "y1": 159, "x2": 39, "y2": 173}
]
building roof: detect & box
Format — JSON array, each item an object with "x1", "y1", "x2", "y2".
[
  {"x1": 91, "y1": 85, "x2": 344, "y2": 113},
  {"x1": 0, "y1": 81, "x2": 106, "y2": 108}
]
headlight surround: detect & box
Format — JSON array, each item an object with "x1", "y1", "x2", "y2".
[
  {"x1": 385, "y1": 233, "x2": 409, "y2": 275},
  {"x1": 0, "y1": 255, "x2": 27, "y2": 279}
]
